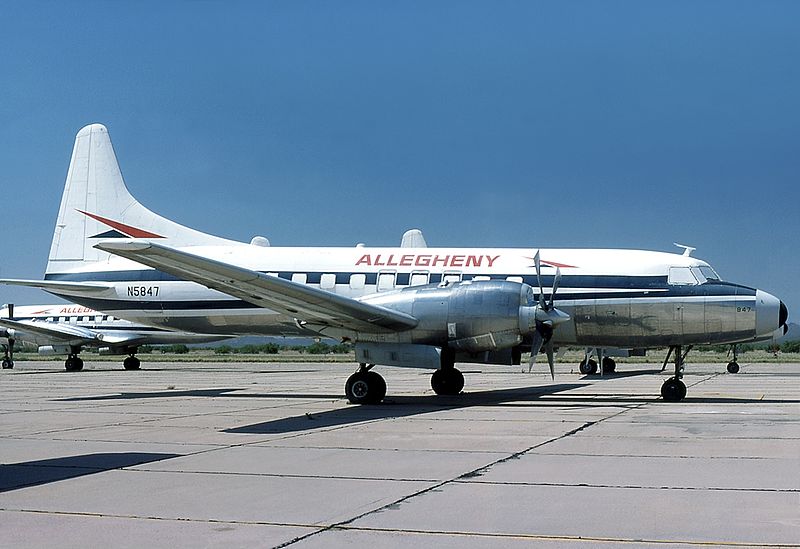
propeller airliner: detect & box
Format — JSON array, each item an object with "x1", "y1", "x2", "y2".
[{"x1": 1, "y1": 124, "x2": 788, "y2": 402}]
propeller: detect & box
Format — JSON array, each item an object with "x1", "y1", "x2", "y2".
[{"x1": 527, "y1": 252, "x2": 569, "y2": 378}]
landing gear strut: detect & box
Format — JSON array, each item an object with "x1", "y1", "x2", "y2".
[
  {"x1": 726, "y1": 345, "x2": 740, "y2": 374},
  {"x1": 660, "y1": 345, "x2": 691, "y2": 402},
  {"x1": 431, "y1": 347, "x2": 464, "y2": 395},
  {"x1": 1, "y1": 338, "x2": 14, "y2": 369},
  {"x1": 345, "y1": 363, "x2": 386, "y2": 404}
]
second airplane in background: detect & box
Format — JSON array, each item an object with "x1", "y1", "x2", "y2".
[{"x1": 0, "y1": 303, "x2": 231, "y2": 371}]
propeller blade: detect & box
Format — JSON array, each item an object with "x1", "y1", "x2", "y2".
[
  {"x1": 8, "y1": 303, "x2": 14, "y2": 319},
  {"x1": 528, "y1": 330, "x2": 544, "y2": 373},
  {"x1": 545, "y1": 341, "x2": 555, "y2": 380},
  {"x1": 533, "y1": 251, "x2": 545, "y2": 309},
  {"x1": 549, "y1": 267, "x2": 561, "y2": 309}
]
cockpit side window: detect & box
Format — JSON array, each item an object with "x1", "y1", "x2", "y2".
[{"x1": 668, "y1": 266, "x2": 698, "y2": 285}]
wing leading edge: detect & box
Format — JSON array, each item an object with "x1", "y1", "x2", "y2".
[{"x1": 94, "y1": 240, "x2": 418, "y2": 334}]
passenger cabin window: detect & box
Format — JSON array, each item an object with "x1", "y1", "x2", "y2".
[
  {"x1": 350, "y1": 274, "x2": 366, "y2": 290},
  {"x1": 410, "y1": 272, "x2": 429, "y2": 286},
  {"x1": 320, "y1": 274, "x2": 336, "y2": 290},
  {"x1": 668, "y1": 267, "x2": 698, "y2": 285},
  {"x1": 377, "y1": 273, "x2": 396, "y2": 292},
  {"x1": 442, "y1": 272, "x2": 462, "y2": 285},
  {"x1": 291, "y1": 273, "x2": 307, "y2": 284},
  {"x1": 506, "y1": 276, "x2": 523, "y2": 283}
]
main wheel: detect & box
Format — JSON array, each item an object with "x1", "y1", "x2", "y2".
[
  {"x1": 65, "y1": 356, "x2": 84, "y2": 372},
  {"x1": 431, "y1": 368, "x2": 464, "y2": 395},
  {"x1": 579, "y1": 358, "x2": 598, "y2": 375},
  {"x1": 2, "y1": 358, "x2": 13, "y2": 369},
  {"x1": 345, "y1": 371, "x2": 386, "y2": 404},
  {"x1": 602, "y1": 357, "x2": 616, "y2": 373},
  {"x1": 726, "y1": 361, "x2": 740, "y2": 374},
  {"x1": 123, "y1": 356, "x2": 141, "y2": 370},
  {"x1": 660, "y1": 377, "x2": 687, "y2": 401}
]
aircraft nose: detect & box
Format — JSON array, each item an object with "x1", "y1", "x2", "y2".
[{"x1": 755, "y1": 290, "x2": 786, "y2": 337}]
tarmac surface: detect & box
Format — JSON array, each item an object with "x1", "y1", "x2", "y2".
[{"x1": 1, "y1": 359, "x2": 799, "y2": 548}]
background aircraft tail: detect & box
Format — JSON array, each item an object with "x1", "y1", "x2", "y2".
[{"x1": 47, "y1": 124, "x2": 242, "y2": 274}]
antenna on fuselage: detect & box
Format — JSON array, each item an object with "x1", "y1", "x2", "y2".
[{"x1": 673, "y1": 243, "x2": 696, "y2": 257}]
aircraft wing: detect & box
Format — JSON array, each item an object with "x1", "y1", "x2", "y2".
[
  {"x1": 94, "y1": 240, "x2": 419, "y2": 333},
  {"x1": 0, "y1": 279, "x2": 112, "y2": 293},
  {"x1": 0, "y1": 318, "x2": 102, "y2": 344}
]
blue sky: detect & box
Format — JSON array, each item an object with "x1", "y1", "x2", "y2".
[{"x1": 1, "y1": 1, "x2": 799, "y2": 319}]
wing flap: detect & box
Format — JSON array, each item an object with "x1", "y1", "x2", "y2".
[{"x1": 94, "y1": 240, "x2": 418, "y2": 333}]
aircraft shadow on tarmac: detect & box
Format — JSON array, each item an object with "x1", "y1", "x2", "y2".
[
  {"x1": 224, "y1": 383, "x2": 591, "y2": 434},
  {"x1": 0, "y1": 452, "x2": 181, "y2": 493}
]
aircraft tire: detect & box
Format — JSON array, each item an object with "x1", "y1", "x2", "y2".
[
  {"x1": 726, "y1": 362, "x2": 740, "y2": 374},
  {"x1": 123, "y1": 356, "x2": 141, "y2": 370},
  {"x1": 345, "y1": 371, "x2": 385, "y2": 404},
  {"x1": 602, "y1": 357, "x2": 616, "y2": 373},
  {"x1": 579, "y1": 359, "x2": 598, "y2": 375},
  {"x1": 65, "y1": 357, "x2": 84, "y2": 372},
  {"x1": 2, "y1": 358, "x2": 13, "y2": 369},
  {"x1": 431, "y1": 368, "x2": 464, "y2": 395},
  {"x1": 660, "y1": 377, "x2": 686, "y2": 402}
]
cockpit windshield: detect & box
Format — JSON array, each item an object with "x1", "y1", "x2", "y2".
[
  {"x1": 669, "y1": 265, "x2": 723, "y2": 285},
  {"x1": 691, "y1": 266, "x2": 722, "y2": 284}
]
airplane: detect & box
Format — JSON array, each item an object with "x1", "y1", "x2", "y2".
[
  {"x1": 0, "y1": 302, "x2": 232, "y2": 371},
  {"x1": 0, "y1": 123, "x2": 788, "y2": 403}
]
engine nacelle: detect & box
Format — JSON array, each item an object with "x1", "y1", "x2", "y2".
[
  {"x1": 38, "y1": 345, "x2": 71, "y2": 355},
  {"x1": 98, "y1": 347, "x2": 127, "y2": 355},
  {"x1": 361, "y1": 280, "x2": 539, "y2": 352}
]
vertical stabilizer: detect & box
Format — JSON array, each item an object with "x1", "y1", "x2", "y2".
[{"x1": 47, "y1": 124, "x2": 242, "y2": 274}]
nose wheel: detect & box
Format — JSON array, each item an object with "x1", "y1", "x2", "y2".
[{"x1": 660, "y1": 345, "x2": 691, "y2": 402}]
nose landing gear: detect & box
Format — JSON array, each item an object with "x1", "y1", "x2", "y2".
[{"x1": 660, "y1": 345, "x2": 692, "y2": 402}]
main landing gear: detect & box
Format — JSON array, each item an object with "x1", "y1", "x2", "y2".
[
  {"x1": 2, "y1": 339, "x2": 14, "y2": 369},
  {"x1": 62, "y1": 347, "x2": 142, "y2": 372},
  {"x1": 727, "y1": 344, "x2": 740, "y2": 374},
  {"x1": 123, "y1": 354, "x2": 141, "y2": 370},
  {"x1": 345, "y1": 363, "x2": 386, "y2": 404},
  {"x1": 578, "y1": 349, "x2": 616, "y2": 375},
  {"x1": 660, "y1": 345, "x2": 692, "y2": 402},
  {"x1": 65, "y1": 352, "x2": 84, "y2": 371},
  {"x1": 344, "y1": 348, "x2": 466, "y2": 405},
  {"x1": 430, "y1": 347, "x2": 464, "y2": 396}
]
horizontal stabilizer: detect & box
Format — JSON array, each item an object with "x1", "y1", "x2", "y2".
[{"x1": 0, "y1": 279, "x2": 112, "y2": 293}]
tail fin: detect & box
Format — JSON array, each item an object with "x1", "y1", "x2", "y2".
[{"x1": 47, "y1": 124, "x2": 241, "y2": 274}]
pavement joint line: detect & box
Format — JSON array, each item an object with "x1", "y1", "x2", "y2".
[
  {"x1": 452, "y1": 479, "x2": 800, "y2": 493},
  {"x1": 1, "y1": 508, "x2": 797, "y2": 548},
  {"x1": 275, "y1": 372, "x2": 757, "y2": 548},
  {"x1": 327, "y1": 524, "x2": 800, "y2": 547},
  {"x1": 273, "y1": 398, "x2": 651, "y2": 548}
]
